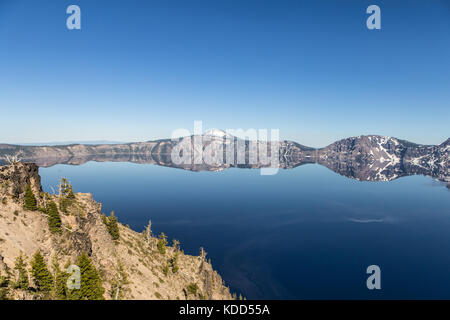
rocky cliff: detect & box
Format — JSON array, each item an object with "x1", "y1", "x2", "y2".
[{"x1": 0, "y1": 163, "x2": 232, "y2": 300}]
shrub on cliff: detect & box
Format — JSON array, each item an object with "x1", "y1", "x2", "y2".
[
  {"x1": 187, "y1": 283, "x2": 199, "y2": 296},
  {"x1": 76, "y1": 253, "x2": 105, "y2": 300},
  {"x1": 67, "y1": 186, "x2": 75, "y2": 199},
  {"x1": 157, "y1": 233, "x2": 168, "y2": 254},
  {"x1": 171, "y1": 252, "x2": 180, "y2": 273},
  {"x1": 59, "y1": 178, "x2": 75, "y2": 198},
  {"x1": 52, "y1": 260, "x2": 69, "y2": 300},
  {"x1": 13, "y1": 252, "x2": 29, "y2": 290},
  {"x1": 0, "y1": 268, "x2": 10, "y2": 300},
  {"x1": 47, "y1": 201, "x2": 62, "y2": 234},
  {"x1": 58, "y1": 178, "x2": 75, "y2": 214},
  {"x1": 31, "y1": 251, "x2": 54, "y2": 293},
  {"x1": 102, "y1": 211, "x2": 120, "y2": 240},
  {"x1": 23, "y1": 184, "x2": 37, "y2": 211},
  {"x1": 107, "y1": 211, "x2": 120, "y2": 240},
  {"x1": 110, "y1": 262, "x2": 130, "y2": 300}
]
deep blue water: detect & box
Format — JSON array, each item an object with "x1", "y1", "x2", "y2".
[{"x1": 40, "y1": 162, "x2": 450, "y2": 299}]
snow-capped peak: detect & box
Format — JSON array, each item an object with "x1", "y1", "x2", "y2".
[{"x1": 204, "y1": 129, "x2": 230, "y2": 137}]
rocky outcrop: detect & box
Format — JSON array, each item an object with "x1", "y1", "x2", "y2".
[
  {"x1": 0, "y1": 164, "x2": 233, "y2": 300},
  {"x1": 0, "y1": 163, "x2": 42, "y2": 203}
]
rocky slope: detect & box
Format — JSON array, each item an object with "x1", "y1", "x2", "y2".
[{"x1": 0, "y1": 163, "x2": 232, "y2": 300}]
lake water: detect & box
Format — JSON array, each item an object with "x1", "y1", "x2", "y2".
[{"x1": 40, "y1": 162, "x2": 450, "y2": 299}]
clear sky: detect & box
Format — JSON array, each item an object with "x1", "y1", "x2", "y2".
[{"x1": 0, "y1": 0, "x2": 449, "y2": 147}]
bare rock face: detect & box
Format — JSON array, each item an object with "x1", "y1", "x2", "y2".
[
  {"x1": 0, "y1": 163, "x2": 42, "y2": 203},
  {"x1": 0, "y1": 163, "x2": 233, "y2": 300}
]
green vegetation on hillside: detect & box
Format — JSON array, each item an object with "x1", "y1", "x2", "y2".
[
  {"x1": 157, "y1": 232, "x2": 168, "y2": 254},
  {"x1": 13, "y1": 252, "x2": 29, "y2": 290},
  {"x1": 58, "y1": 178, "x2": 75, "y2": 214},
  {"x1": 1, "y1": 251, "x2": 106, "y2": 300},
  {"x1": 109, "y1": 262, "x2": 130, "y2": 300},
  {"x1": 23, "y1": 184, "x2": 37, "y2": 211},
  {"x1": 102, "y1": 211, "x2": 120, "y2": 240},
  {"x1": 46, "y1": 200, "x2": 62, "y2": 234},
  {"x1": 77, "y1": 253, "x2": 105, "y2": 300},
  {"x1": 31, "y1": 251, "x2": 54, "y2": 293}
]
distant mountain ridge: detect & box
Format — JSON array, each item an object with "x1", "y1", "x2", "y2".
[
  {"x1": 7, "y1": 140, "x2": 127, "y2": 146},
  {"x1": 0, "y1": 134, "x2": 448, "y2": 186}
]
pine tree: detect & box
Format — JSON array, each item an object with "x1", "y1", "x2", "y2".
[
  {"x1": 13, "y1": 252, "x2": 29, "y2": 290},
  {"x1": 23, "y1": 184, "x2": 37, "y2": 211},
  {"x1": 30, "y1": 251, "x2": 53, "y2": 293},
  {"x1": 59, "y1": 197, "x2": 69, "y2": 214},
  {"x1": 47, "y1": 200, "x2": 62, "y2": 234},
  {"x1": 59, "y1": 178, "x2": 70, "y2": 197},
  {"x1": 0, "y1": 271, "x2": 8, "y2": 287},
  {"x1": 157, "y1": 232, "x2": 168, "y2": 254},
  {"x1": 77, "y1": 253, "x2": 104, "y2": 300},
  {"x1": 0, "y1": 289, "x2": 8, "y2": 300},
  {"x1": 0, "y1": 269, "x2": 10, "y2": 300},
  {"x1": 67, "y1": 185, "x2": 75, "y2": 199},
  {"x1": 52, "y1": 258, "x2": 69, "y2": 300},
  {"x1": 62, "y1": 259, "x2": 82, "y2": 300},
  {"x1": 58, "y1": 178, "x2": 75, "y2": 214},
  {"x1": 171, "y1": 251, "x2": 180, "y2": 273},
  {"x1": 106, "y1": 211, "x2": 120, "y2": 240},
  {"x1": 101, "y1": 213, "x2": 108, "y2": 225},
  {"x1": 110, "y1": 262, "x2": 130, "y2": 300}
]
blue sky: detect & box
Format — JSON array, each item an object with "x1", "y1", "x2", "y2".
[{"x1": 0, "y1": 0, "x2": 449, "y2": 147}]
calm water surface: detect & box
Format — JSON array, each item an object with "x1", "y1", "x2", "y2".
[{"x1": 40, "y1": 162, "x2": 450, "y2": 299}]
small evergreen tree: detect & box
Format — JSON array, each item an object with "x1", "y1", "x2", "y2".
[
  {"x1": 59, "y1": 197, "x2": 69, "y2": 214},
  {"x1": 157, "y1": 233, "x2": 168, "y2": 254},
  {"x1": 105, "y1": 211, "x2": 120, "y2": 240},
  {"x1": 47, "y1": 200, "x2": 62, "y2": 234},
  {"x1": 52, "y1": 258, "x2": 69, "y2": 300},
  {"x1": 187, "y1": 283, "x2": 199, "y2": 296},
  {"x1": 110, "y1": 262, "x2": 130, "y2": 300},
  {"x1": 0, "y1": 269, "x2": 10, "y2": 300},
  {"x1": 171, "y1": 252, "x2": 180, "y2": 273},
  {"x1": 58, "y1": 178, "x2": 70, "y2": 197},
  {"x1": 58, "y1": 178, "x2": 75, "y2": 213},
  {"x1": 62, "y1": 259, "x2": 82, "y2": 300},
  {"x1": 66, "y1": 185, "x2": 75, "y2": 199},
  {"x1": 77, "y1": 253, "x2": 104, "y2": 300},
  {"x1": 30, "y1": 251, "x2": 53, "y2": 293},
  {"x1": 0, "y1": 271, "x2": 8, "y2": 287},
  {"x1": 23, "y1": 184, "x2": 37, "y2": 211},
  {"x1": 13, "y1": 252, "x2": 29, "y2": 290},
  {"x1": 0, "y1": 285, "x2": 8, "y2": 300}
]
